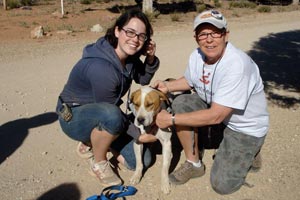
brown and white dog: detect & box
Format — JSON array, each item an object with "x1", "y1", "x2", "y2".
[{"x1": 129, "y1": 86, "x2": 173, "y2": 194}]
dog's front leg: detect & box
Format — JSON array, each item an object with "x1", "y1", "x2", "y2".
[
  {"x1": 160, "y1": 134, "x2": 173, "y2": 194},
  {"x1": 129, "y1": 141, "x2": 143, "y2": 185}
]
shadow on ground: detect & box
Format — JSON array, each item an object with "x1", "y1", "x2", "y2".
[
  {"x1": 248, "y1": 30, "x2": 300, "y2": 108},
  {"x1": 36, "y1": 183, "x2": 81, "y2": 200},
  {"x1": 0, "y1": 112, "x2": 58, "y2": 164}
]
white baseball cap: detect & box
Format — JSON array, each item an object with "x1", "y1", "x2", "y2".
[{"x1": 193, "y1": 10, "x2": 227, "y2": 30}]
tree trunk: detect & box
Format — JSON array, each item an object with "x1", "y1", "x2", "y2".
[
  {"x1": 143, "y1": 0, "x2": 153, "y2": 13},
  {"x1": 3, "y1": 0, "x2": 7, "y2": 10},
  {"x1": 292, "y1": 0, "x2": 299, "y2": 5},
  {"x1": 61, "y1": 0, "x2": 64, "y2": 16}
]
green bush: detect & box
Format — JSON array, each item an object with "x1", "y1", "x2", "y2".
[
  {"x1": 196, "y1": 4, "x2": 207, "y2": 13},
  {"x1": 7, "y1": 0, "x2": 21, "y2": 8},
  {"x1": 80, "y1": 0, "x2": 92, "y2": 4},
  {"x1": 145, "y1": 10, "x2": 160, "y2": 22},
  {"x1": 20, "y1": 0, "x2": 36, "y2": 6},
  {"x1": 229, "y1": 1, "x2": 257, "y2": 9},
  {"x1": 170, "y1": 12, "x2": 181, "y2": 22},
  {"x1": 258, "y1": 5, "x2": 271, "y2": 12},
  {"x1": 214, "y1": 0, "x2": 222, "y2": 8}
]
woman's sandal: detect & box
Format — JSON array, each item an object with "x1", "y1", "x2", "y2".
[{"x1": 76, "y1": 142, "x2": 93, "y2": 159}]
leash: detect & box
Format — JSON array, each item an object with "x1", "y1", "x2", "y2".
[{"x1": 86, "y1": 185, "x2": 137, "y2": 200}]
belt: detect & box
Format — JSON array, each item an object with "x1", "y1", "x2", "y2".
[
  {"x1": 66, "y1": 102, "x2": 81, "y2": 108},
  {"x1": 59, "y1": 96, "x2": 81, "y2": 108}
]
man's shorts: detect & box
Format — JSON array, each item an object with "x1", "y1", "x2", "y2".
[{"x1": 172, "y1": 93, "x2": 266, "y2": 194}]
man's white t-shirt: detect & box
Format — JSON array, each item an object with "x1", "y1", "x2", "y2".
[{"x1": 184, "y1": 42, "x2": 269, "y2": 137}]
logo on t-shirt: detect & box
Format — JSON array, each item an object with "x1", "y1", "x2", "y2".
[{"x1": 200, "y1": 71, "x2": 211, "y2": 85}]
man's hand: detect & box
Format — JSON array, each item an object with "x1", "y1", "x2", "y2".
[
  {"x1": 155, "y1": 110, "x2": 172, "y2": 129},
  {"x1": 151, "y1": 80, "x2": 169, "y2": 94}
]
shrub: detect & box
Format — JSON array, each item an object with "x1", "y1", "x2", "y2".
[
  {"x1": 170, "y1": 12, "x2": 181, "y2": 22},
  {"x1": 80, "y1": 0, "x2": 92, "y2": 4},
  {"x1": 145, "y1": 10, "x2": 160, "y2": 22},
  {"x1": 7, "y1": 0, "x2": 21, "y2": 8},
  {"x1": 258, "y1": 5, "x2": 272, "y2": 12},
  {"x1": 229, "y1": 1, "x2": 257, "y2": 9},
  {"x1": 196, "y1": 4, "x2": 207, "y2": 13},
  {"x1": 214, "y1": 0, "x2": 222, "y2": 8}
]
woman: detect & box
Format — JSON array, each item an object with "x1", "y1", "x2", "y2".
[{"x1": 56, "y1": 9, "x2": 159, "y2": 187}]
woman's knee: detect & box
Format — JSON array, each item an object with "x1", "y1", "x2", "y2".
[{"x1": 92, "y1": 103, "x2": 126, "y2": 135}]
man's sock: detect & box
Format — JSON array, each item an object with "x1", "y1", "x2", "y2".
[{"x1": 187, "y1": 159, "x2": 202, "y2": 168}]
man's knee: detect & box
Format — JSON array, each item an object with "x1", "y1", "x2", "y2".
[
  {"x1": 210, "y1": 173, "x2": 243, "y2": 195},
  {"x1": 172, "y1": 94, "x2": 206, "y2": 113},
  {"x1": 172, "y1": 94, "x2": 189, "y2": 113}
]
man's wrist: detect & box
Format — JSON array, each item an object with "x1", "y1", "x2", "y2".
[
  {"x1": 163, "y1": 81, "x2": 171, "y2": 93},
  {"x1": 171, "y1": 113, "x2": 175, "y2": 126}
]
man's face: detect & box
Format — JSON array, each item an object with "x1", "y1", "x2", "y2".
[{"x1": 194, "y1": 24, "x2": 229, "y2": 64}]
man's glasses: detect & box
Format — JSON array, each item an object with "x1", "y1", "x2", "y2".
[
  {"x1": 121, "y1": 28, "x2": 147, "y2": 42},
  {"x1": 197, "y1": 31, "x2": 224, "y2": 40}
]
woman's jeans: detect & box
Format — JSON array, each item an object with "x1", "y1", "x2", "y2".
[{"x1": 57, "y1": 102, "x2": 152, "y2": 170}]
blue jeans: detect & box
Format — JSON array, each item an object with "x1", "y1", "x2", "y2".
[{"x1": 57, "y1": 102, "x2": 152, "y2": 170}]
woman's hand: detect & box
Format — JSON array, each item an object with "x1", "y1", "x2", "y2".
[
  {"x1": 145, "y1": 40, "x2": 156, "y2": 64},
  {"x1": 137, "y1": 133, "x2": 157, "y2": 143},
  {"x1": 137, "y1": 125, "x2": 158, "y2": 143}
]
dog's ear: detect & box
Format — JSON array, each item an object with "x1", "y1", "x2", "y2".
[
  {"x1": 130, "y1": 89, "x2": 141, "y2": 104},
  {"x1": 156, "y1": 90, "x2": 169, "y2": 102},
  {"x1": 128, "y1": 90, "x2": 141, "y2": 115}
]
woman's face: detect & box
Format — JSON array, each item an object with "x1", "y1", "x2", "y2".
[
  {"x1": 115, "y1": 17, "x2": 146, "y2": 60},
  {"x1": 195, "y1": 24, "x2": 229, "y2": 64}
]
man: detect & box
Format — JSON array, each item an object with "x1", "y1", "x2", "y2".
[{"x1": 153, "y1": 10, "x2": 269, "y2": 194}]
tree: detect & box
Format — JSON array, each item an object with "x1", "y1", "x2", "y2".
[
  {"x1": 3, "y1": 0, "x2": 7, "y2": 10},
  {"x1": 142, "y1": 0, "x2": 153, "y2": 13}
]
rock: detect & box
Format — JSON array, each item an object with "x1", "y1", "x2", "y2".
[
  {"x1": 56, "y1": 30, "x2": 73, "y2": 35},
  {"x1": 90, "y1": 24, "x2": 103, "y2": 33},
  {"x1": 31, "y1": 26, "x2": 44, "y2": 39}
]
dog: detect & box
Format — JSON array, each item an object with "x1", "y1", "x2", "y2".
[{"x1": 129, "y1": 86, "x2": 173, "y2": 194}]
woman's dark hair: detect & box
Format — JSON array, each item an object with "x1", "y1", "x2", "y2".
[{"x1": 105, "y1": 8, "x2": 153, "y2": 55}]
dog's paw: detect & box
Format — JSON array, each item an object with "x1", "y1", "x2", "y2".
[
  {"x1": 161, "y1": 184, "x2": 171, "y2": 194},
  {"x1": 129, "y1": 173, "x2": 142, "y2": 185}
]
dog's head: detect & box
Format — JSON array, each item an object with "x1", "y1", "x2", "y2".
[{"x1": 130, "y1": 86, "x2": 169, "y2": 127}]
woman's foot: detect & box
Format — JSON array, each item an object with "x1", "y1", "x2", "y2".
[
  {"x1": 76, "y1": 142, "x2": 93, "y2": 159},
  {"x1": 90, "y1": 159, "x2": 122, "y2": 187}
]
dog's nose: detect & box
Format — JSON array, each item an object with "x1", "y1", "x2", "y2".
[{"x1": 137, "y1": 117, "x2": 145, "y2": 125}]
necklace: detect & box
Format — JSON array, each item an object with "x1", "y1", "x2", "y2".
[{"x1": 202, "y1": 57, "x2": 222, "y2": 108}]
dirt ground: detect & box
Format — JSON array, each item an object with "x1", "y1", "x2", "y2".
[{"x1": 0, "y1": 1, "x2": 300, "y2": 200}]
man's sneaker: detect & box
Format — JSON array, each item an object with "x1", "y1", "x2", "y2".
[
  {"x1": 169, "y1": 161, "x2": 205, "y2": 185},
  {"x1": 91, "y1": 160, "x2": 122, "y2": 187}
]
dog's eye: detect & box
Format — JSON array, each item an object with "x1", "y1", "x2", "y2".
[
  {"x1": 145, "y1": 102, "x2": 154, "y2": 107},
  {"x1": 134, "y1": 102, "x2": 140, "y2": 107}
]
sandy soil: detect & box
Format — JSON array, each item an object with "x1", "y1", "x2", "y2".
[{"x1": 0, "y1": 4, "x2": 300, "y2": 200}]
